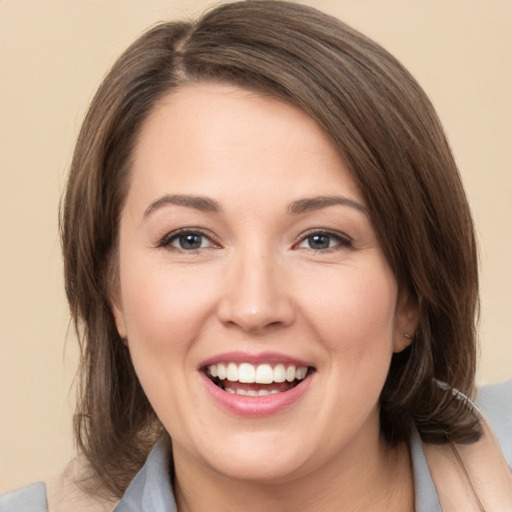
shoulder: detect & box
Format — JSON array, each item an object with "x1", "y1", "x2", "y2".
[
  {"x1": 0, "y1": 461, "x2": 117, "y2": 512},
  {"x1": 418, "y1": 379, "x2": 512, "y2": 510},
  {"x1": 476, "y1": 378, "x2": 512, "y2": 467},
  {"x1": 0, "y1": 482, "x2": 48, "y2": 512}
]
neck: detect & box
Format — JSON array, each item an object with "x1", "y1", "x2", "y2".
[{"x1": 173, "y1": 432, "x2": 414, "y2": 512}]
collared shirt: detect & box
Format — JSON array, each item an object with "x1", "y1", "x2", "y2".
[
  {"x1": 113, "y1": 428, "x2": 442, "y2": 512},
  {"x1": 2, "y1": 380, "x2": 511, "y2": 511}
]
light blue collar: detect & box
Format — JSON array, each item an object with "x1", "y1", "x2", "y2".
[
  {"x1": 113, "y1": 437, "x2": 177, "y2": 512},
  {"x1": 410, "y1": 428, "x2": 442, "y2": 511},
  {"x1": 114, "y1": 430, "x2": 440, "y2": 512}
]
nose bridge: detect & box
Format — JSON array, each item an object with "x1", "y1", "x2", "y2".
[{"x1": 217, "y1": 240, "x2": 294, "y2": 331}]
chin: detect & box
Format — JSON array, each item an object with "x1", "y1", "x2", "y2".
[
  {"x1": 208, "y1": 449, "x2": 310, "y2": 484},
  {"x1": 185, "y1": 428, "x2": 316, "y2": 484}
]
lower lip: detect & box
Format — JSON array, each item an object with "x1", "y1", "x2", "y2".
[{"x1": 200, "y1": 372, "x2": 313, "y2": 417}]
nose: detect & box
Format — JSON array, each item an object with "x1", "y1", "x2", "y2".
[{"x1": 217, "y1": 248, "x2": 295, "y2": 333}]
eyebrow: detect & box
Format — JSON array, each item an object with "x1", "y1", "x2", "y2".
[
  {"x1": 143, "y1": 194, "x2": 222, "y2": 218},
  {"x1": 288, "y1": 196, "x2": 367, "y2": 215},
  {"x1": 143, "y1": 193, "x2": 366, "y2": 219}
]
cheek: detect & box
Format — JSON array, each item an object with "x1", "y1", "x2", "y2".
[
  {"x1": 117, "y1": 255, "x2": 225, "y2": 394},
  {"x1": 121, "y1": 263, "x2": 212, "y2": 344},
  {"x1": 117, "y1": 259, "x2": 222, "y2": 425},
  {"x1": 303, "y1": 262, "x2": 398, "y2": 429},
  {"x1": 301, "y1": 261, "x2": 398, "y2": 361}
]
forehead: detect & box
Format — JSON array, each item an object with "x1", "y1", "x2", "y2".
[{"x1": 127, "y1": 83, "x2": 362, "y2": 211}]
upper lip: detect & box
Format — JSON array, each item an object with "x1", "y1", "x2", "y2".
[{"x1": 198, "y1": 351, "x2": 314, "y2": 370}]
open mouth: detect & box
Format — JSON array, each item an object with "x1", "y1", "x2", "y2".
[{"x1": 204, "y1": 362, "x2": 313, "y2": 396}]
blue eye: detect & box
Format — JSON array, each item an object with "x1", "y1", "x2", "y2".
[
  {"x1": 297, "y1": 231, "x2": 351, "y2": 251},
  {"x1": 173, "y1": 233, "x2": 205, "y2": 250},
  {"x1": 159, "y1": 230, "x2": 215, "y2": 251}
]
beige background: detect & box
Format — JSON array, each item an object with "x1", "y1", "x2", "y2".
[{"x1": 1, "y1": 0, "x2": 511, "y2": 492}]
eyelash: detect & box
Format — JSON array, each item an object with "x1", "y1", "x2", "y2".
[
  {"x1": 157, "y1": 228, "x2": 218, "y2": 252},
  {"x1": 294, "y1": 230, "x2": 352, "y2": 252},
  {"x1": 157, "y1": 228, "x2": 352, "y2": 253}
]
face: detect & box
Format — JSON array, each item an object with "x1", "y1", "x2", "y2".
[{"x1": 113, "y1": 83, "x2": 417, "y2": 484}]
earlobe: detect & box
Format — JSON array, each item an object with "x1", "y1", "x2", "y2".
[
  {"x1": 394, "y1": 332, "x2": 414, "y2": 353},
  {"x1": 393, "y1": 292, "x2": 419, "y2": 353}
]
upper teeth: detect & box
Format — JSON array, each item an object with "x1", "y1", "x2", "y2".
[{"x1": 207, "y1": 363, "x2": 308, "y2": 384}]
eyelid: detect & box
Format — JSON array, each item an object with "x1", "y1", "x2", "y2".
[
  {"x1": 293, "y1": 229, "x2": 353, "y2": 250},
  {"x1": 155, "y1": 227, "x2": 351, "y2": 251},
  {"x1": 156, "y1": 227, "x2": 220, "y2": 250}
]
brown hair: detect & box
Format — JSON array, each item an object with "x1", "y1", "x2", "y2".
[{"x1": 61, "y1": 0, "x2": 479, "y2": 498}]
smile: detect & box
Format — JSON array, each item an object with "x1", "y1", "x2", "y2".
[{"x1": 205, "y1": 362, "x2": 311, "y2": 396}]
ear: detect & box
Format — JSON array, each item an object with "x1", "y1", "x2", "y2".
[
  {"x1": 111, "y1": 295, "x2": 128, "y2": 341},
  {"x1": 106, "y1": 260, "x2": 128, "y2": 342},
  {"x1": 393, "y1": 290, "x2": 419, "y2": 353}
]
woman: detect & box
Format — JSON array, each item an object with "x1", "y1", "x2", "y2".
[{"x1": 1, "y1": 1, "x2": 510, "y2": 510}]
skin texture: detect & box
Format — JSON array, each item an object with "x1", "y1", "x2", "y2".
[{"x1": 113, "y1": 83, "x2": 418, "y2": 511}]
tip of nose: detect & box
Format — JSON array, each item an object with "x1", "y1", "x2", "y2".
[{"x1": 218, "y1": 304, "x2": 295, "y2": 332}]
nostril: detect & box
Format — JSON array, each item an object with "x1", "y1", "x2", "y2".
[{"x1": 217, "y1": 302, "x2": 295, "y2": 332}]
